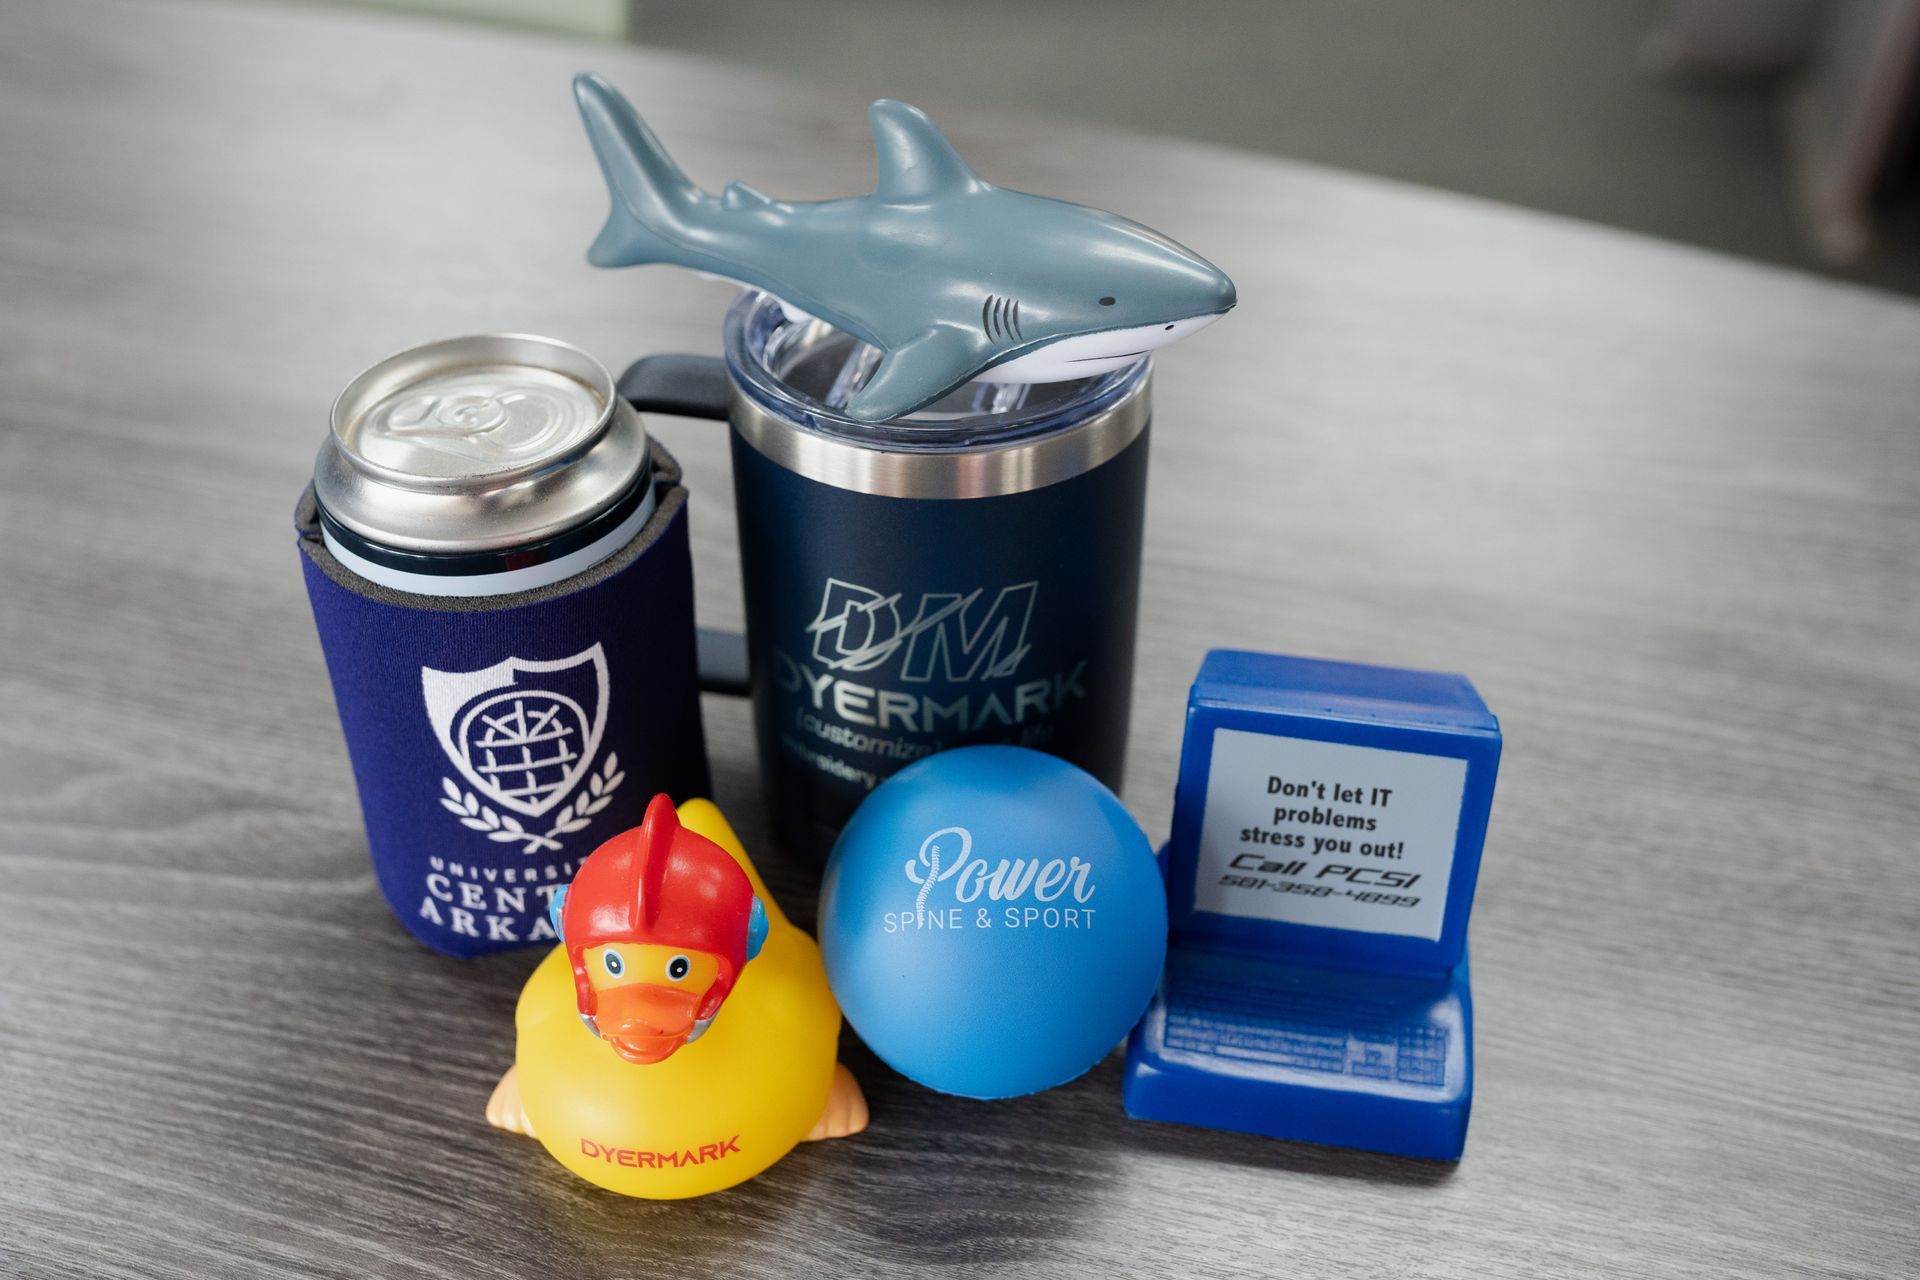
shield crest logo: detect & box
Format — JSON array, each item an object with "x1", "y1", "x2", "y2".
[{"x1": 421, "y1": 644, "x2": 610, "y2": 818}]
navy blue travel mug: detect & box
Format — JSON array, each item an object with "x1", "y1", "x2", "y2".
[{"x1": 625, "y1": 291, "x2": 1150, "y2": 860}]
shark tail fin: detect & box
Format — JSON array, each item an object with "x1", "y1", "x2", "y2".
[{"x1": 573, "y1": 73, "x2": 704, "y2": 268}]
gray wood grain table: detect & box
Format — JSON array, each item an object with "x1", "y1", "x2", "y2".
[{"x1": 2, "y1": 1, "x2": 1916, "y2": 1276}]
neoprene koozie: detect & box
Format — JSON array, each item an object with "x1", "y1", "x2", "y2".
[{"x1": 295, "y1": 447, "x2": 708, "y2": 957}]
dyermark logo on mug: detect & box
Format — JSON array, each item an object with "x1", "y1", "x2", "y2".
[{"x1": 776, "y1": 576, "x2": 1090, "y2": 744}]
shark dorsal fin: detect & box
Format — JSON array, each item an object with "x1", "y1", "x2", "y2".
[
  {"x1": 722, "y1": 181, "x2": 774, "y2": 212},
  {"x1": 869, "y1": 100, "x2": 983, "y2": 202}
]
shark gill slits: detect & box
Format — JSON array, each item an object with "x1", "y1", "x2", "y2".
[{"x1": 982, "y1": 293, "x2": 1023, "y2": 342}]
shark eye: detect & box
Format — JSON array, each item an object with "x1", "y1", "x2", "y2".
[
  {"x1": 603, "y1": 951, "x2": 624, "y2": 977},
  {"x1": 1098, "y1": 296, "x2": 1116, "y2": 306},
  {"x1": 666, "y1": 955, "x2": 691, "y2": 981}
]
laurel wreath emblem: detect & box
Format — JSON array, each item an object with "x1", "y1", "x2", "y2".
[{"x1": 438, "y1": 753, "x2": 626, "y2": 856}]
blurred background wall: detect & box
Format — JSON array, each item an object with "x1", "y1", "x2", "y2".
[{"x1": 300, "y1": 0, "x2": 1920, "y2": 294}]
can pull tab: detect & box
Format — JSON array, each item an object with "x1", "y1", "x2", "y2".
[{"x1": 617, "y1": 354, "x2": 747, "y2": 697}]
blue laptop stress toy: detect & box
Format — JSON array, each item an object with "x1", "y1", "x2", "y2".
[{"x1": 1123, "y1": 650, "x2": 1502, "y2": 1160}]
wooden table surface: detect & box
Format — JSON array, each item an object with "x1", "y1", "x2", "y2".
[{"x1": 3, "y1": 1, "x2": 1917, "y2": 1276}]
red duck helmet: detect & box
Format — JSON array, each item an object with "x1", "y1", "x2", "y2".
[{"x1": 558, "y1": 795, "x2": 759, "y2": 1024}]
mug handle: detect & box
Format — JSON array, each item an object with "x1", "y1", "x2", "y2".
[{"x1": 618, "y1": 354, "x2": 750, "y2": 698}]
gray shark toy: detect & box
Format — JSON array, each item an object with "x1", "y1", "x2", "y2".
[{"x1": 574, "y1": 73, "x2": 1236, "y2": 423}]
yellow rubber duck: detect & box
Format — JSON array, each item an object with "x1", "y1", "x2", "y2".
[{"x1": 486, "y1": 794, "x2": 867, "y2": 1197}]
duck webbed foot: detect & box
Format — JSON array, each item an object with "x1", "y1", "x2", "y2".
[
  {"x1": 804, "y1": 1062, "x2": 869, "y2": 1141},
  {"x1": 485, "y1": 1064, "x2": 536, "y2": 1139}
]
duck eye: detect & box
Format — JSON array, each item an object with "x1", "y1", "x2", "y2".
[
  {"x1": 603, "y1": 951, "x2": 624, "y2": 977},
  {"x1": 1098, "y1": 296, "x2": 1115, "y2": 306},
  {"x1": 666, "y1": 955, "x2": 691, "y2": 981}
]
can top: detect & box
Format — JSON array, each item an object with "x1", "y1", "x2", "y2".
[{"x1": 315, "y1": 334, "x2": 650, "y2": 555}]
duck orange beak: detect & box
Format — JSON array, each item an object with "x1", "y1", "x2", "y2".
[{"x1": 594, "y1": 984, "x2": 704, "y2": 1065}]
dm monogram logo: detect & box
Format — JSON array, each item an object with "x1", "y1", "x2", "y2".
[
  {"x1": 422, "y1": 643, "x2": 625, "y2": 856},
  {"x1": 806, "y1": 577, "x2": 1036, "y2": 681}
]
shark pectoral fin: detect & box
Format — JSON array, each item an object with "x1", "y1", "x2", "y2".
[{"x1": 844, "y1": 330, "x2": 981, "y2": 423}]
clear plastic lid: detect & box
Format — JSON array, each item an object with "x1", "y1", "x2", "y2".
[{"x1": 723, "y1": 291, "x2": 1149, "y2": 452}]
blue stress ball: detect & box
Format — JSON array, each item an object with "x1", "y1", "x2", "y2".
[{"x1": 819, "y1": 746, "x2": 1168, "y2": 1099}]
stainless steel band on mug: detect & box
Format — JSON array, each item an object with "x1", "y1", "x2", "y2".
[{"x1": 725, "y1": 373, "x2": 1151, "y2": 500}]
